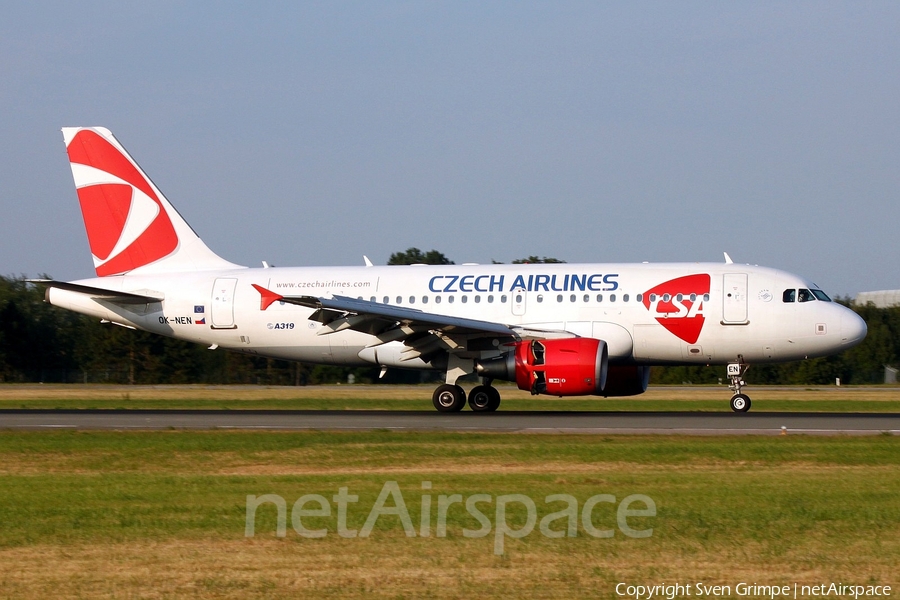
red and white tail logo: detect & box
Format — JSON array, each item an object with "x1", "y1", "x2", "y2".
[
  {"x1": 642, "y1": 274, "x2": 711, "y2": 344},
  {"x1": 65, "y1": 129, "x2": 179, "y2": 276}
]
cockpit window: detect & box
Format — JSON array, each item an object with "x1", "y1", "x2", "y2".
[
  {"x1": 784, "y1": 288, "x2": 830, "y2": 303},
  {"x1": 811, "y1": 289, "x2": 832, "y2": 302}
]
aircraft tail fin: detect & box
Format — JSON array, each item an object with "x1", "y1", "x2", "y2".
[{"x1": 61, "y1": 127, "x2": 242, "y2": 277}]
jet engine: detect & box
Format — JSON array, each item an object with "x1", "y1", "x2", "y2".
[{"x1": 476, "y1": 338, "x2": 608, "y2": 396}]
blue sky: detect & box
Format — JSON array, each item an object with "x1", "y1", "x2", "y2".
[{"x1": 2, "y1": 2, "x2": 897, "y2": 296}]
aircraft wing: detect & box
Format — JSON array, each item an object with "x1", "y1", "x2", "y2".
[
  {"x1": 296, "y1": 294, "x2": 517, "y2": 336},
  {"x1": 253, "y1": 285, "x2": 575, "y2": 362},
  {"x1": 254, "y1": 284, "x2": 515, "y2": 335}
]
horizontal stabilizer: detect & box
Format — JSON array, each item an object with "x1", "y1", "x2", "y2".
[{"x1": 27, "y1": 280, "x2": 164, "y2": 304}]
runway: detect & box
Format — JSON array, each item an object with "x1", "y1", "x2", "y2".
[{"x1": 1, "y1": 409, "x2": 898, "y2": 435}]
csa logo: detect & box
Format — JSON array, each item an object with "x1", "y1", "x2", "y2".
[
  {"x1": 66, "y1": 130, "x2": 178, "y2": 277},
  {"x1": 642, "y1": 274, "x2": 711, "y2": 344}
]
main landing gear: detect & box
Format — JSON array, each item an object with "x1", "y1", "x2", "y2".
[
  {"x1": 727, "y1": 360, "x2": 751, "y2": 413},
  {"x1": 467, "y1": 385, "x2": 502, "y2": 412},
  {"x1": 431, "y1": 383, "x2": 501, "y2": 413}
]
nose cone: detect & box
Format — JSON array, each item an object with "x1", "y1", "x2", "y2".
[{"x1": 840, "y1": 308, "x2": 867, "y2": 347}]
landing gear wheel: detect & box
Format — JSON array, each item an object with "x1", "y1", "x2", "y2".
[
  {"x1": 730, "y1": 393, "x2": 751, "y2": 413},
  {"x1": 487, "y1": 387, "x2": 501, "y2": 412},
  {"x1": 468, "y1": 385, "x2": 501, "y2": 412},
  {"x1": 468, "y1": 385, "x2": 492, "y2": 412},
  {"x1": 433, "y1": 384, "x2": 466, "y2": 413}
]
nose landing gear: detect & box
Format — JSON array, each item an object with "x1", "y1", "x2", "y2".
[{"x1": 727, "y1": 360, "x2": 751, "y2": 412}]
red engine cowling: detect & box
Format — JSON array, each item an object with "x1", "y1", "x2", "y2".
[
  {"x1": 511, "y1": 338, "x2": 609, "y2": 396},
  {"x1": 601, "y1": 365, "x2": 651, "y2": 397}
]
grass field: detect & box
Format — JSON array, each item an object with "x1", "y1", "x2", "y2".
[
  {"x1": 0, "y1": 426, "x2": 898, "y2": 598},
  {"x1": 1, "y1": 383, "x2": 900, "y2": 411}
]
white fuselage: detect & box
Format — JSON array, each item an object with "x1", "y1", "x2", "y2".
[{"x1": 48, "y1": 262, "x2": 867, "y2": 370}]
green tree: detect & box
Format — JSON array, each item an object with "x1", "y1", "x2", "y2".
[
  {"x1": 387, "y1": 248, "x2": 454, "y2": 265},
  {"x1": 510, "y1": 256, "x2": 566, "y2": 264}
]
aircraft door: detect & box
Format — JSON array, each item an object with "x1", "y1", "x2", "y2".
[
  {"x1": 211, "y1": 278, "x2": 238, "y2": 329},
  {"x1": 722, "y1": 273, "x2": 748, "y2": 324},
  {"x1": 511, "y1": 287, "x2": 526, "y2": 316}
]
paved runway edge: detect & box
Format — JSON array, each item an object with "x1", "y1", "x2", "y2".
[{"x1": 0, "y1": 410, "x2": 898, "y2": 435}]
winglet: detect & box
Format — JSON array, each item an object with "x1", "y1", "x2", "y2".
[
  {"x1": 363, "y1": 255, "x2": 373, "y2": 267},
  {"x1": 252, "y1": 284, "x2": 283, "y2": 310},
  {"x1": 723, "y1": 252, "x2": 734, "y2": 265}
]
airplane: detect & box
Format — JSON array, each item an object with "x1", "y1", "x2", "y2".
[{"x1": 31, "y1": 127, "x2": 868, "y2": 413}]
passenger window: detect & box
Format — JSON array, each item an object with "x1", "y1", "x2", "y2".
[
  {"x1": 570, "y1": 294, "x2": 576, "y2": 302},
  {"x1": 636, "y1": 294, "x2": 643, "y2": 303},
  {"x1": 799, "y1": 289, "x2": 815, "y2": 302},
  {"x1": 596, "y1": 294, "x2": 603, "y2": 302},
  {"x1": 502, "y1": 295, "x2": 508, "y2": 303},
  {"x1": 461, "y1": 296, "x2": 468, "y2": 303},
  {"x1": 435, "y1": 296, "x2": 441, "y2": 304},
  {"x1": 488, "y1": 295, "x2": 494, "y2": 303},
  {"x1": 370, "y1": 296, "x2": 376, "y2": 302},
  {"x1": 557, "y1": 294, "x2": 563, "y2": 303},
  {"x1": 383, "y1": 296, "x2": 389, "y2": 304},
  {"x1": 409, "y1": 296, "x2": 415, "y2": 304},
  {"x1": 583, "y1": 294, "x2": 590, "y2": 302},
  {"x1": 690, "y1": 293, "x2": 696, "y2": 302},
  {"x1": 783, "y1": 289, "x2": 796, "y2": 303},
  {"x1": 448, "y1": 296, "x2": 455, "y2": 304},
  {"x1": 623, "y1": 294, "x2": 630, "y2": 302},
  {"x1": 537, "y1": 294, "x2": 544, "y2": 303},
  {"x1": 396, "y1": 296, "x2": 402, "y2": 304},
  {"x1": 474, "y1": 296, "x2": 481, "y2": 303},
  {"x1": 422, "y1": 296, "x2": 428, "y2": 304},
  {"x1": 610, "y1": 294, "x2": 617, "y2": 302},
  {"x1": 703, "y1": 294, "x2": 710, "y2": 302}
]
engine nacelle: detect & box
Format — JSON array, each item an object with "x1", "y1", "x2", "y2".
[
  {"x1": 601, "y1": 365, "x2": 651, "y2": 397},
  {"x1": 476, "y1": 338, "x2": 608, "y2": 397}
]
